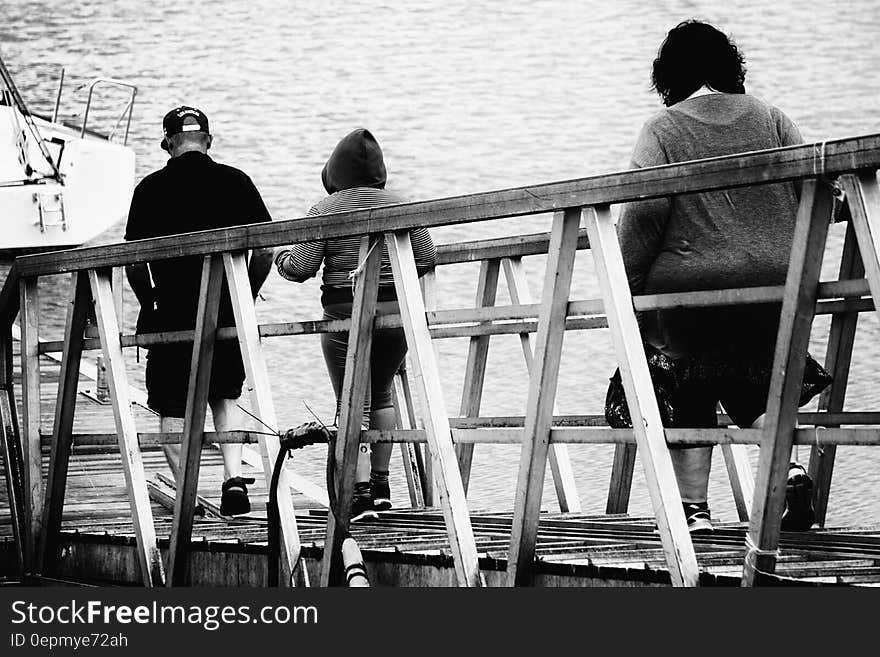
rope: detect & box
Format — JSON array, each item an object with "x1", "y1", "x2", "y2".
[
  {"x1": 235, "y1": 402, "x2": 280, "y2": 436},
  {"x1": 811, "y1": 139, "x2": 847, "y2": 223},
  {"x1": 812, "y1": 140, "x2": 827, "y2": 180},
  {"x1": 743, "y1": 533, "x2": 808, "y2": 584},
  {"x1": 814, "y1": 425, "x2": 826, "y2": 457},
  {"x1": 744, "y1": 532, "x2": 780, "y2": 560},
  {"x1": 348, "y1": 238, "x2": 380, "y2": 283}
]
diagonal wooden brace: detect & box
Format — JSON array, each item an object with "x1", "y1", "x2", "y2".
[
  {"x1": 89, "y1": 268, "x2": 165, "y2": 586},
  {"x1": 506, "y1": 209, "x2": 581, "y2": 586},
  {"x1": 320, "y1": 235, "x2": 383, "y2": 586},
  {"x1": 387, "y1": 230, "x2": 484, "y2": 587},
  {"x1": 167, "y1": 255, "x2": 224, "y2": 585},
  {"x1": 586, "y1": 204, "x2": 699, "y2": 587},
  {"x1": 38, "y1": 273, "x2": 90, "y2": 577},
  {"x1": 457, "y1": 258, "x2": 500, "y2": 492},
  {"x1": 809, "y1": 219, "x2": 863, "y2": 525},
  {"x1": 224, "y1": 251, "x2": 307, "y2": 586},
  {"x1": 502, "y1": 256, "x2": 581, "y2": 513},
  {"x1": 742, "y1": 181, "x2": 834, "y2": 586}
]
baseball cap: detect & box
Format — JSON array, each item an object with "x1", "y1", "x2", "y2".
[{"x1": 160, "y1": 106, "x2": 210, "y2": 151}]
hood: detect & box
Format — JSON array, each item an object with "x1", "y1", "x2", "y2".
[{"x1": 321, "y1": 128, "x2": 387, "y2": 194}]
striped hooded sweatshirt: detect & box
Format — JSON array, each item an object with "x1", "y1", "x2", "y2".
[{"x1": 275, "y1": 128, "x2": 436, "y2": 305}]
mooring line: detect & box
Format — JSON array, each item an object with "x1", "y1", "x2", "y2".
[{"x1": 235, "y1": 402, "x2": 280, "y2": 436}]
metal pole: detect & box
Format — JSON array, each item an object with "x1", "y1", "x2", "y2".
[{"x1": 52, "y1": 67, "x2": 64, "y2": 124}]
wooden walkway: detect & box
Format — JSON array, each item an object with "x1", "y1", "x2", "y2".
[
  {"x1": 0, "y1": 340, "x2": 322, "y2": 579},
  {"x1": 5, "y1": 133, "x2": 880, "y2": 586},
  {"x1": 2, "y1": 348, "x2": 880, "y2": 587}
]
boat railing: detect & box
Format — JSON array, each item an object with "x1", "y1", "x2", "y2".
[
  {"x1": 80, "y1": 78, "x2": 137, "y2": 145},
  {"x1": 2, "y1": 132, "x2": 880, "y2": 588}
]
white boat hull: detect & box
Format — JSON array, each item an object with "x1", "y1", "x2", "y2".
[{"x1": 0, "y1": 106, "x2": 135, "y2": 252}]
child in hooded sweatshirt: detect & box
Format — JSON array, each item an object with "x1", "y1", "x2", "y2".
[{"x1": 275, "y1": 128, "x2": 436, "y2": 521}]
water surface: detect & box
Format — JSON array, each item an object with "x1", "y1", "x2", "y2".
[{"x1": 3, "y1": 0, "x2": 880, "y2": 523}]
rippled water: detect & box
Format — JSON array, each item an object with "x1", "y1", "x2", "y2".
[{"x1": 3, "y1": 0, "x2": 880, "y2": 524}]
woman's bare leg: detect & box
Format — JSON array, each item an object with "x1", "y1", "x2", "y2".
[
  {"x1": 209, "y1": 397, "x2": 244, "y2": 482},
  {"x1": 160, "y1": 416, "x2": 184, "y2": 483},
  {"x1": 669, "y1": 446, "x2": 713, "y2": 503}
]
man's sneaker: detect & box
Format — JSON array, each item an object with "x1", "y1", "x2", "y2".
[
  {"x1": 220, "y1": 476, "x2": 255, "y2": 516},
  {"x1": 350, "y1": 494, "x2": 377, "y2": 523},
  {"x1": 371, "y1": 480, "x2": 392, "y2": 512},
  {"x1": 781, "y1": 463, "x2": 816, "y2": 531},
  {"x1": 683, "y1": 502, "x2": 714, "y2": 534}
]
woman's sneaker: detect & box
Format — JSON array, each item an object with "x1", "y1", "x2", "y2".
[
  {"x1": 220, "y1": 476, "x2": 255, "y2": 516},
  {"x1": 371, "y1": 480, "x2": 392, "y2": 512},
  {"x1": 350, "y1": 481, "x2": 377, "y2": 522},
  {"x1": 780, "y1": 463, "x2": 816, "y2": 531},
  {"x1": 683, "y1": 502, "x2": 714, "y2": 534}
]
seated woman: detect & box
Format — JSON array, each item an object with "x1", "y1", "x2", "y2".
[
  {"x1": 275, "y1": 128, "x2": 436, "y2": 521},
  {"x1": 617, "y1": 20, "x2": 820, "y2": 532}
]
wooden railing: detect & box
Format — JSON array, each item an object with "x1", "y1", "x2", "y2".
[{"x1": 2, "y1": 133, "x2": 880, "y2": 588}]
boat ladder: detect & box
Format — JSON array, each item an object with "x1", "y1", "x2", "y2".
[{"x1": 33, "y1": 188, "x2": 67, "y2": 232}]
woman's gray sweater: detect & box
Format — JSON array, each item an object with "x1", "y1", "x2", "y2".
[{"x1": 617, "y1": 93, "x2": 802, "y2": 357}]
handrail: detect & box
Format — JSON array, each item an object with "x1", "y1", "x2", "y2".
[
  {"x1": 80, "y1": 78, "x2": 138, "y2": 145},
  {"x1": 9, "y1": 133, "x2": 880, "y2": 279}
]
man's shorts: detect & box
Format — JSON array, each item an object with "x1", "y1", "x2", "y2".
[{"x1": 145, "y1": 341, "x2": 246, "y2": 418}]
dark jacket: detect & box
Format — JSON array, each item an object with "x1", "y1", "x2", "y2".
[
  {"x1": 125, "y1": 151, "x2": 271, "y2": 330},
  {"x1": 275, "y1": 128, "x2": 436, "y2": 305},
  {"x1": 321, "y1": 128, "x2": 387, "y2": 193}
]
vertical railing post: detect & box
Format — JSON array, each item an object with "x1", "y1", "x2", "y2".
[
  {"x1": 743, "y1": 181, "x2": 834, "y2": 586},
  {"x1": 585, "y1": 204, "x2": 699, "y2": 587},
  {"x1": 19, "y1": 276, "x2": 42, "y2": 562},
  {"x1": 506, "y1": 209, "x2": 581, "y2": 586}
]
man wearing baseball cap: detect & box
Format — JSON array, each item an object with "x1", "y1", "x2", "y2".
[{"x1": 124, "y1": 106, "x2": 274, "y2": 515}]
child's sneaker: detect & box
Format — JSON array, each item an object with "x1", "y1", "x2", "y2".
[
  {"x1": 781, "y1": 463, "x2": 816, "y2": 531},
  {"x1": 683, "y1": 502, "x2": 714, "y2": 534},
  {"x1": 371, "y1": 480, "x2": 392, "y2": 512},
  {"x1": 350, "y1": 481, "x2": 377, "y2": 522}
]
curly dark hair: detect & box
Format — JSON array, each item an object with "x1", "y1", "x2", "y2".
[{"x1": 651, "y1": 20, "x2": 747, "y2": 107}]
